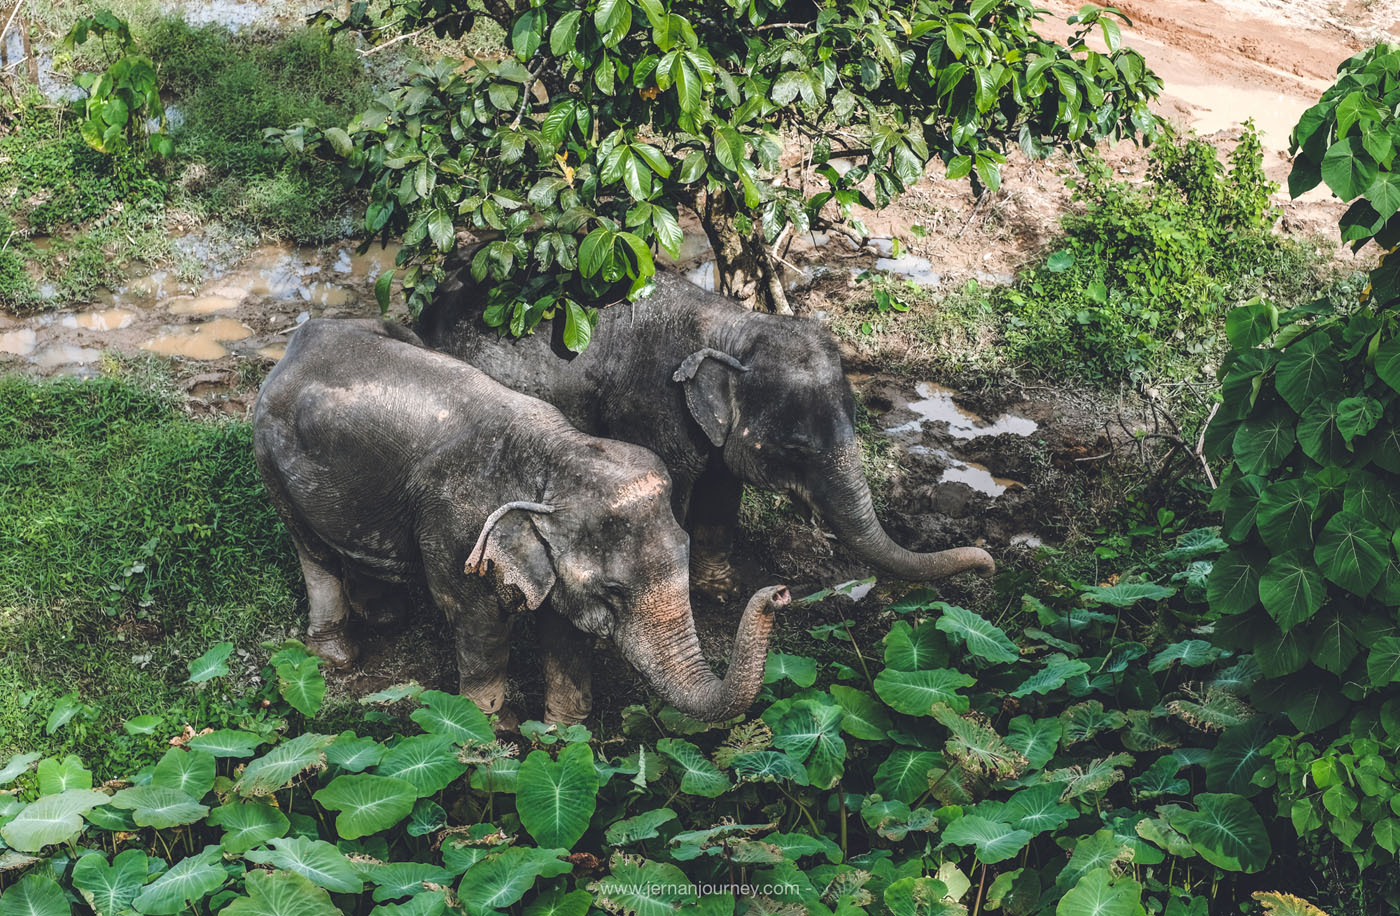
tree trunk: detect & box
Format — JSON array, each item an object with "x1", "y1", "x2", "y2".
[{"x1": 699, "y1": 192, "x2": 792, "y2": 315}]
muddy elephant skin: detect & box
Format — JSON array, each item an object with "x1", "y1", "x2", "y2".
[
  {"x1": 252, "y1": 318, "x2": 786, "y2": 725},
  {"x1": 418, "y1": 269, "x2": 994, "y2": 600}
]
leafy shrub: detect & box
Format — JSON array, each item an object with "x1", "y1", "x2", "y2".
[
  {"x1": 0, "y1": 525, "x2": 1335, "y2": 915},
  {"x1": 63, "y1": 10, "x2": 174, "y2": 159},
  {"x1": 1202, "y1": 41, "x2": 1400, "y2": 911},
  {"x1": 993, "y1": 125, "x2": 1302, "y2": 381}
]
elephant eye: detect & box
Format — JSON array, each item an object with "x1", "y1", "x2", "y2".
[{"x1": 601, "y1": 581, "x2": 627, "y2": 606}]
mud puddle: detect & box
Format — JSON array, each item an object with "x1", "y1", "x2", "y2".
[{"x1": 1, "y1": 239, "x2": 404, "y2": 378}]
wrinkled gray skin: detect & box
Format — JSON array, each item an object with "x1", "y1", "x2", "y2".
[
  {"x1": 253, "y1": 318, "x2": 787, "y2": 725},
  {"x1": 418, "y1": 270, "x2": 994, "y2": 601}
]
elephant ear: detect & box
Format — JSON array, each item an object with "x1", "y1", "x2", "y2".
[
  {"x1": 466, "y1": 502, "x2": 557, "y2": 610},
  {"x1": 673, "y1": 348, "x2": 749, "y2": 447}
]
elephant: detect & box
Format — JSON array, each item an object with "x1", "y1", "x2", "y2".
[
  {"x1": 253, "y1": 318, "x2": 787, "y2": 725},
  {"x1": 417, "y1": 268, "x2": 994, "y2": 601}
]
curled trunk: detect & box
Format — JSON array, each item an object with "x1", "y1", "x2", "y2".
[
  {"x1": 810, "y1": 445, "x2": 995, "y2": 581},
  {"x1": 621, "y1": 585, "x2": 788, "y2": 721}
]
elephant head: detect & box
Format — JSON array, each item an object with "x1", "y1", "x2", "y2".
[
  {"x1": 466, "y1": 460, "x2": 785, "y2": 721},
  {"x1": 672, "y1": 321, "x2": 994, "y2": 581}
]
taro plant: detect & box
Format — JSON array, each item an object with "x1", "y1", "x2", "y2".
[
  {"x1": 0, "y1": 529, "x2": 1333, "y2": 915},
  {"x1": 270, "y1": 0, "x2": 1163, "y2": 346},
  {"x1": 62, "y1": 11, "x2": 173, "y2": 159}
]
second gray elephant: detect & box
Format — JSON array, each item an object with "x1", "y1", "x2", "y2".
[
  {"x1": 253, "y1": 318, "x2": 786, "y2": 724},
  {"x1": 419, "y1": 269, "x2": 994, "y2": 600}
]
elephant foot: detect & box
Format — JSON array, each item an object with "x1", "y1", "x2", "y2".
[
  {"x1": 308, "y1": 629, "x2": 358, "y2": 669},
  {"x1": 544, "y1": 692, "x2": 592, "y2": 727},
  {"x1": 691, "y1": 551, "x2": 740, "y2": 604},
  {"x1": 492, "y1": 706, "x2": 520, "y2": 734}
]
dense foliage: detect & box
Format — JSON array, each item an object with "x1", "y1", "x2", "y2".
[
  {"x1": 62, "y1": 11, "x2": 173, "y2": 160},
  {"x1": 0, "y1": 535, "x2": 1333, "y2": 916},
  {"x1": 1199, "y1": 40, "x2": 1400, "y2": 910},
  {"x1": 277, "y1": 0, "x2": 1163, "y2": 342}
]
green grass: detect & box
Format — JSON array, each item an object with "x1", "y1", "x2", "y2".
[{"x1": 0, "y1": 370, "x2": 299, "y2": 776}]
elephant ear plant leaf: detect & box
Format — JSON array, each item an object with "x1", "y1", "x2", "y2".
[{"x1": 516, "y1": 743, "x2": 599, "y2": 849}]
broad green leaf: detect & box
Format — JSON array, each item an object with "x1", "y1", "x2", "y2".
[
  {"x1": 830, "y1": 685, "x2": 893, "y2": 740},
  {"x1": 933, "y1": 604, "x2": 1018, "y2": 664},
  {"x1": 882, "y1": 621, "x2": 949, "y2": 671},
  {"x1": 1056, "y1": 869, "x2": 1145, "y2": 916},
  {"x1": 873, "y1": 668, "x2": 975, "y2": 715},
  {"x1": 151, "y1": 748, "x2": 216, "y2": 798},
  {"x1": 37, "y1": 756, "x2": 91, "y2": 795},
  {"x1": 245, "y1": 836, "x2": 363, "y2": 894},
  {"x1": 371, "y1": 891, "x2": 448, "y2": 916},
  {"x1": 376, "y1": 735, "x2": 467, "y2": 796},
  {"x1": 1257, "y1": 478, "x2": 1318, "y2": 552},
  {"x1": 1275, "y1": 333, "x2": 1341, "y2": 413},
  {"x1": 517, "y1": 743, "x2": 598, "y2": 848},
  {"x1": 1314, "y1": 510, "x2": 1388, "y2": 595},
  {"x1": 587, "y1": 856, "x2": 693, "y2": 916},
  {"x1": 1205, "y1": 718, "x2": 1272, "y2": 796},
  {"x1": 369, "y1": 863, "x2": 453, "y2": 902},
  {"x1": 1259, "y1": 552, "x2": 1327, "y2": 631},
  {"x1": 187, "y1": 730, "x2": 265, "y2": 759},
  {"x1": 206, "y1": 801, "x2": 289, "y2": 854},
  {"x1": 605, "y1": 808, "x2": 677, "y2": 846},
  {"x1": 1, "y1": 789, "x2": 110, "y2": 851},
  {"x1": 223, "y1": 870, "x2": 340, "y2": 916},
  {"x1": 132, "y1": 847, "x2": 226, "y2": 916},
  {"x1": 1321, "y1": 135, "x2": 1379, "y2": 200},
  {"x1": 110, "y1": 786, "x2": 209, "y2": 829},
  {"x1": 326, "y1": 732, "x2": 386, "y2": 773},
  {"x1": 731, "y1": 751, "x2": 809, "y2": 785},
  {"x1": 1011, "y1": 655, "x2": 1090, "y2": 698},
  {"x1": 313, "y1": 775, "x2": 417, "y2": 839},
  {"x1": 1297, "y1": 397, "x2": 1349, "y2": 464},
  {"x1": 0, "y1": 875, "x2": 70, "y2": 916},
  {"x1": 1006, "y1": 716, "x2": 1062, "y2": 768},
  {"x1": 0, "y1": 753, "x2": 41, "y2": 786},
  {"x1": 764, "y1": 653, "x2": 818, "y2": 687},
  {"x1": 1366, "y1": 636, "x2": 1400, "y2": 686},
  {"x1": 187, "y1": 642, "x2": 233, "y2": 683},
  {"x1": 883, "y1": 876, "x2": 958, "y2": 916},
  {"x1": 875, "y1": 750, "x2": 938, "y2": 804},
  {"x1": 773, "y1": 700, "x2": 846, "y2": 788},
  {"x1": 458, "y1": 847, "x2": 572, "y2": 914},
  {"x1": 72, "y1": 850, "x2": 148, "y2": 916},
  {"x1": 407, "y1": 798, "x2": 447, "y2": 837},
  {"x1": 276, "y1": 656, "x2": 326, "y2": 717},
  {"x1": 1206, "y1": 549, "x2": 1263, "y2": 615},
  {"x1": 237, "y1": 733, "x2": 333, "y2": 797},
  {"x1": 1233, "y1": 411, "x2": 1296, "y2": 475},
  {"x1": 1337, "y1": 395, "x2": 1383, "y2": 443},
  {"x1": 1131, "y1": 755, "x2": 1189, "y2": 799},
  {"x1": 1001, "y1": 784, "x2": 1076, "y2": 834},
  {"x1": 1168, "y1": 793, "x2": 1271, "y2": 872},
  {"x1": 1058, "y1": 831, "x2": 1132, "y2": 890},
  {"x1": 940, "y1": 815, "x2": 1032, "y2": 864},
  {"x1": 656, "y1": 739, "x2": 730, "y2": 797},
  {"x1": 410, "y1": 691, "x2": 493, "y2": 745},
  {"x1": 1147, "y1": 639, "x2": 1220, "y2": 673}
]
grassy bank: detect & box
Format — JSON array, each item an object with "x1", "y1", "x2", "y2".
[{"x1": 0, "y1": 369, "x2": 299, "y2": 776}]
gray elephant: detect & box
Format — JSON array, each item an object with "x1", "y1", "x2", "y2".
[
  {"x1": 253, "y1": 318, "x2": 787, "y2": 724},
  {"x1": 418, "y1": 269, "x2": 994, "y2": 601}
]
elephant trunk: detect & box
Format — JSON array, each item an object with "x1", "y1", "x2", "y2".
[
  {"x1": 621, "y1": 585, "x2": 787, "y2": 721},
  {"x1": 809, "y1": 443, "x2": 995, "y2": 581}
]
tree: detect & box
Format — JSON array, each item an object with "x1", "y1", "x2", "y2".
[{"x1": 279, "y1": 0, "x2": 1163, "y2": 348}]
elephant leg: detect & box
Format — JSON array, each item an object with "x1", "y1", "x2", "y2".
[
  {"x1": 344, "y1": 569, "x2": 411, "y2": 628},
  {"x1": 538, "y1": 607, "x2": 593, "y2": 726},
  {"x1": 426, "y1": 567, "x2": 519, "y2": 731},
  {"x1": 687, "y1": 465, "x2": 742, "y2": 603},
  {"x1": 292, "y1": 539, "x2": 358, "y2": 669}
]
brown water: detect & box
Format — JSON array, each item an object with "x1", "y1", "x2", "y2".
[
  {"x1": 0, "y1": 329, "x2": 38, "y2": 356},
  {"x1": 61, "y1": 309, "x2": 136, "y2": 330},
  {"x1": 142, "y1": 318, "x2": 253, "y2": 360},
  {"x1": 887, "y1": 382, "x2": 1039, "y2": 439}
]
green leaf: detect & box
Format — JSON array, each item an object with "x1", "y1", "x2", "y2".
[
  {"x1": 1233, "y1": 410, "x2": 1296, "y2": 475},
  {"x1": 1275, "y1": 333, "x2": 1341, "y2": 413},
  {"x1": 1321, "y1": 135, "x2": 1379, "y2": 200},
  {"x1": 656, "y1": 739, "x2": 731, "y2": 797},
  {"x1": 37, "y1": 756, "x2": 91, "y2": 795},
  {"x1": 151, "y1": 748, "x2": 215, "y2": 798},
  {"x1": 1011, "y1": 654, "x2": 1090, "y2": 698},
  {"x1": 1314, "y1": 510, "x2": 1388, "y2": 595},
  {"x1": 236, "y1": 733, "x2": 333, "y2": 797},
  {"x1": 376, "y1": 735, "x2": 467, "y2": 795},
  {"x1": 605, "y1": 808, "x2": 677, "y2": 846},
  {"x1": 712, "y1": 126, "x2": 746, "y2": 172},
  {"x1": 72, "y1": 850, "x2": 148, "y2": 916},
  {"x1": 1006, "y1": 716, "x2": 1062, "y2": 768},
  {"x1": 207, "y1": 801, "x2": 289, "y2": 854},
  {"x1": 375, "y1": 269, "x2": 395, "y2": 313},
  {"x1": 245, "y1": 836, "x2": 363, "y2": 894},
  {"x1": 579, "y1": 228, "x2": 614, "y2": 277},
  {"x1": 110, "y1": 786, "x2": 209, "y2": 829},
  {"x1": 764, "y1": 652, "x2": 818, "y2": 687},
  {"x1": 1337, "y1": 395, "x2": 1383, "y2": 443},
  {"x1": 773, "y1": 700, "x2": 846, "y2": 789},
  {"x1": 830, "y1": 685, "x2": 893, "y2": 740},
  {"x1": 1, "y1": 789, "x2": 110, "y2": 851},
  {"x1": 428, "y1": 210, "x2": 455, "y2": 253},
  {"x1": 874, "y1": 668, "x2": 975, "y2": 715},
  {"x1": 875, "y1": 750, "x2": 938, "y2": 804},
  {"x1": 933, "y1": 604, "x2": 1018, "y2": 663},
  {"x1": 0, "y1": 753, "x2": 41, "y2": 786},
  {"x1": 522, "y1": 889, "x2": 590, "y2": 916},
  {"x1": 883, "y1": 621, "x2": 949, "y2": 671},
  {"x1": 1259, "y1": 552, "x2": 1326, "y2": 631},
  {"x1": 407, "y1": 798, "x2": 447, "y2": 837},
  {"x1": 312, "y1": 774, "x2": 418, "y2": 839},
  {"x1": 883, "y1": 876, "x2": 957, "y2": 916},
  {"x1": 1206, "y1": 549, "x2": 1263, "y2": 615},
  {"x1": 132, "y1": 847, "x2": 226, "y2": 916},
  {"x1": 1297, "y1": 397, "x2": 1349, "y2": 464},
  {"x1": 588, "y1": 856, "x2": 693, "y2": 916},
  {"x1": 673, "y1": 57, "x2": 700, "y2": 112},
  {"x1": 1080, "y1": 583, "x2": 1176, "y2": 607},
  {"x1": 1056, "y1": 869, "x2": 1144, "y2": 916},
  {"x1": 325, "y1": 732, "x2": 386, "y2": 773},
  {"x1": 517, "y1": 742, "x2": 598, "y2": 848},
  {"x1": 1168, "y1": 793, "x2": 1271, "y2": 872},
  {"x1": 562, "y1": 300, "x2": 594, "y2": 353},
  {"x1": 550, "y1": 10, "x2": 581, "y2": 56},
  {"x1": 368, "y1": 863, "x2": 452, "y2": 902},
  {"x1": 187, "y1": 642, "x2": 234, "y2": 683},
  {"x1": 187, "y1": 730, "x2": 265, "y2": 758},
  {"x1": 1002, "y1": 784, "x2": 1077, "y2": 834},
  {"x1": 0, "y1": 875, "x2": 70, "y2": 916},
  {"x1": 1226, "y1": 301, "x2": 1275, "y2": 348},
  {"x1": 276, "y1": 656, "x2": 326, "y2": 718},
  {"x1": 224, "y1": 871, "x2": 339, "y2": 916},
  {"x1": 1367, "y1": 636, "x2": 1400, "y2": 687},
  {"x1": 732, "y1": 751, "x2": 809, "y2": 785},
  {"x1": 1205, "y1": 718, "x2": 1272, "y2": 796},
  {"x1": 941, "y1": 815, "x2": 1032, "y2": 865},
  {"x1": 1257, "y1": 478, "x2": 1318, "y2": 552},
  {"x1": 458, "y1": 847, "x2": 572, "y2": 914}
]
